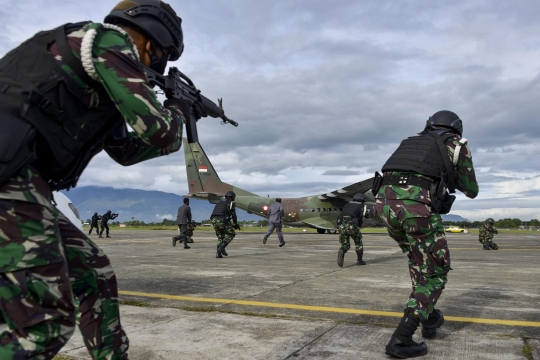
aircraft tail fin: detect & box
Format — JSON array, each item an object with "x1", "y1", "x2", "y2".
[{"x1": 183, "y1": 138, "x2": 257, "y2": 199}]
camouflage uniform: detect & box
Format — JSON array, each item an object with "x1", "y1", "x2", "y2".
[
  {"x1": 338, "y1": 215, "x2": 364, "y2": 253},
  {"x1": 375, "y1": 136, "x2": 478, "y2": 321},
  {"x1": 479, "y1": 222, "x2": 498, "y2": 250},
  {"x1": 186, "y1": 223, "x2": 195, "y2": 243},
  {"x1": 211, "y1": 201, "x2": 237, "y2": 248},
  {"x1": 0, "y1": 22, "x2": 183, "y2": 359}
]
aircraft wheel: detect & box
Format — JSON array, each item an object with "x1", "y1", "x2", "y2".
[
  {"x1": 317, "y1": 229, "x2": 326, "y2": 234},
  {"x1": 327, "y1": 229, "x2": 337, "y2": 234}
]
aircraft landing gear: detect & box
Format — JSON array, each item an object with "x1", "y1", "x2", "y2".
[
  {"x1": 327, "y1": 229, "x2": 337, "y2": 234},
  {"x1": 317, "y1": 229, "x2": 326, "y2": 234}
]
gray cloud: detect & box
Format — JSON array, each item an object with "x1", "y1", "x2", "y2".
[{"x1": 322, "y1": 170, "x2": 361, "y2": 176}]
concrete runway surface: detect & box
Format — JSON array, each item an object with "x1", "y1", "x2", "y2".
[{"x1": 9, "y1": 230, "x2": 540, "y2": 359}]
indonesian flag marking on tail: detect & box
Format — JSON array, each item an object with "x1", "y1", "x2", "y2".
[{"x1": 199, "y1": 166, "x2": 208, "y2": 173}]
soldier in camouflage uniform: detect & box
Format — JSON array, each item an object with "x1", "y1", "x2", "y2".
[
  {"x1": 375, "y1": 111, "x2": 478, "y2": 358},
  {"x1": 211, "y1": 191, "x2": 240, "y2": 258},
  {"x1": 0, "y1": 1, "x2": 186, "y2": 358},
  {"x1": 337, "y1": 193, "x2": 367, "y2": 267},
  {"x1": 186, "y1": 222, "x2": 196, "y2": 243},
  {"x1": 479, "y1": 218, "x2": 498, "y2": 250},
  {"x1": 89, "y1": 212, "x2": 102, "y2": 235}
]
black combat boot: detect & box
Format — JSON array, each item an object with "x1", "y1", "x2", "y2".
[
  {"x1": 99, "y1": 233, "x2": 103, "y2": 238},
  {"x1": 337, "y1": 247, "x2": 347, "y2": 267},
  {"x1": 216, "y1": 245, "x2": 223, "y2": 258},
  {"x1": 421, "y1": 309, "x2": 444, "y2": 339},
  {"x1": 106, "y1": 235, "x2": 111, "y2": 238},
  {"x1": 490, "y1": 242, "x2": 499, "y2": 250},
  {"x1": 356, "y1": 250, "x2": 367, "y2": 265},
  {"x1": 221, "y1": 243, "x2": 229, "y2": 256},
  {"x1": 263, "y1": 235, "x2": 268, "y2": 244},
  {"x1": 483, "y1": 243, "x2": 490, "y2": 250},
  {"x1": 172, "y1": 236, "x2": 177, "y2": 247},
  {"x1": 385, "y1": 311, "x2": 427, "y2": 359}
]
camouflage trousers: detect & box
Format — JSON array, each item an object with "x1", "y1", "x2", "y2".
[
  {"x1": 211, "y1": 218, "x2": 235, "y2": 247},
  {"x1": 375, "y1": 198, "x2": 452, "y2": 321},
  {"x1": 0, "y1": 168, "x2": 128, "y2": 359},
  {"x1": 89, "y1": 222, "x2": 100, "y2": 235},
  {"x1": 338, "y1": 217, "x2": 363, "y2": 253},
  {"x1": 186, "y1": 224, "x2": 194, "y2": 243},
  {"x1": 479, "y1": 238, "x2": 498, "y2": 250}
]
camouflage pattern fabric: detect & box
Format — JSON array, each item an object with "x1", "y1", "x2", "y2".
[
  {"x1": 211, "y1": 218, "x2": 236, "y2": 247},
  {"x1": 0, "y1": 167, "x2": 128, "y2": 359},
  {"x1": 479, "y1": 222, "x2": 498, "y2": 249},
  {"x1": 49, "y1": 22, "x2": 184, "y2": 165},
  {"x1": 338, "y1": 216, "x2": 363, "y2": 253},
  {"x1": 375, "y1": 198, "x2": 451, "y2": 321},
  {"x1": 186, "y1": 223, "x2": 195, "y2": 243}
]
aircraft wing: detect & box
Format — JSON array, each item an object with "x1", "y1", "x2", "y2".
[{"x1": 316, "y1": 177, "x2": 375, "y2": 202}]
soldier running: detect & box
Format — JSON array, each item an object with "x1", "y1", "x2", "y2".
[
  {"x1": 375, "y1": 111, "x2": 478, "y2": 358},
  {"x1": 337, "y1": 193, "x2": 367, "y2": 267},
  {"x1": 479, "y1": 218, "x2": 499, "y2": 250},
  {"x1": 211, "y1": 191, "x2": 240, "y2": 258},
  {"x1": 89, "y1": 212, "x2": 102, "y2": 235}
]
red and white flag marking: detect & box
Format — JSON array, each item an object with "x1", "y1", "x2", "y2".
[{"x1": 199, "y1": 166, "x2": 208, "y2": 173}]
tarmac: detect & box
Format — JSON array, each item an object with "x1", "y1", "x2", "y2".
[{"x1": 5, "y1": 229, "x2": 540, "y2": 359}]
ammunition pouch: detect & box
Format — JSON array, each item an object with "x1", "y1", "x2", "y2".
[
  {"x1": 429, "y1": 177, "x2": 455, "y2": 214},
  {"x1": 0, "y1": 112, "x2": 36, "y2": 185},
  {"x1": 371, "y1": 171, "x2": 383, "y2": 195}
]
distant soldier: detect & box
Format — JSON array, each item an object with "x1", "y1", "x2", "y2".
[
  {"x1": 263, "y1": 198, "x2": 286, "y2": 247},
  {"x1": 88, "y1": 212, "x2": 101, "y2": 235},
  {"x1": 211, "y1": 191, "x2": 240, "y2": 258},
  {"x1": 99, "y1": 210, "x2": 118, "y2": 238},
  {"x1": 375, "y1": 111, "x2": 478, "y2": 358},
  {"x1": 186, "y1": 221, "x2": 197, "y2": 243},
  {"x1": 337, "y1": 193, "x2": 367, "y2": 267},
  {"x1": 479, "y1": 218, "x2": 498, "y2": 250},
  {"x1": 173, "y1": 198, "x2": 192, "y2": 249}
]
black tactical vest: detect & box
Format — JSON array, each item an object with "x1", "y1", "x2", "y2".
[
  {"x1": 381, "y1": 130, "x2": 455, "y2": 182},
  {"x1": 0, "y1": 22, "x2": 124, "y2": 190},
  {"x1": 340, "y1": 201, "x2": 363, "y2": 220},
  {"x1": 211, "y1": 199, "x2": 231, "y2": 218}
]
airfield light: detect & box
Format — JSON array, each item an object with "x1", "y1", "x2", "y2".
[{"x1": 263, "y1": 205, "x2": 268, "y2": 211}]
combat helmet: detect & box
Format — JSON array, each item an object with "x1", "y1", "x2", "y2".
[
  {"x1": 486, "y1": 218, "x2": 495, "y2": 224},
  {"x1": 107, "y1": 210, "x2": 112, "y2": 214},
  {"x1": 425, "y1": 110, "x2": 463, "y2": 136},
  {"x1": 353, "y1": 193, "x2": 366, "y2": 202},
  {"x1": 225, "y1": 191, "x2": 236, "y2": 199},
  {"x1": 105, "y1": 0, "x2": 184, "y2": 68}
]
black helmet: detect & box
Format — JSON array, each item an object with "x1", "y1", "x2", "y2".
[
  {"x1": 353, "y1": 193, "x2": 366, "y2": 202},
  {"x1": 94, "y1": 212, "x2": 98, "y2": 215},
  {"x1": 105, "y1": 0, "x2": 184, "y2": 62},
  {"x1": 107, "y1": 210, "x2": 112, "y2": 214},
  {"x1": 426, "y1": 110, "x2": 463, "y2": 136},
  {"x1": 225, "y1": 191, "x2": 236, "y2": 199},
  {"x1": 486, "y1": 218, "x2": 495, "y2": 224}
]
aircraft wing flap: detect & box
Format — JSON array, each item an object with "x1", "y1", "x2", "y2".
[{"x1": 321, "y1": 177, "x2": 375, "y2": 201}]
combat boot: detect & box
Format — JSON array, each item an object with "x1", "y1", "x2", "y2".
[
  {"x1": 216, "y1": 245, "x2": 223, "y2": 258},
  {"x1": 221, "y1": 243, "x2": 229, "y2": 257},
  {"x1": 490, "y1": 242, "x2": 499, "y2": 250},
  {"x1": 106, "y1": 235, "x2": 111, "y2": 238},
  {"x1": 263, "y1": 235, "x2": 268, "y2": 244},
  {"x1": 356, "y1": 250, "x2": 366, "y2": 265},
  {"x1": 99, "y1": 234, "x2": 103, "y2": 238},
  {"x1": 337, "y1": 247, "x2": 347, "y2": 267},
  {"x1": 483, "y1": 243, "x2": 490, "y2": 250},
  {"x1": 421, "y1": 309, "x2": 444, "y2": 339},
  {"x1": 172, "y1": 236, "x2": 177, "y2": 247},
  {"x1": 385, "y1": 311, "x2": 427, "y2": 358}
]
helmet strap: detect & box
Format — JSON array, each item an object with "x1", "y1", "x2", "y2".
[{"x1": 149, "y1": 42, "x2": 168, "y2": 74}]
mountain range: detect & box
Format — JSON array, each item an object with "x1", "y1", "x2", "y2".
[{"x1": 61, "y1": 186, "x2": 470, "y2": 223}]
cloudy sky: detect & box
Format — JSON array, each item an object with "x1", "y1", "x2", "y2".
[{"x1": 2, "y1": 0, "x2": 540, "y2": 221}]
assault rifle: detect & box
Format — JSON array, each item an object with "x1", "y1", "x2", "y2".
[{"x1": 142, "y1": 66, "x2": 238, "y2": 143}]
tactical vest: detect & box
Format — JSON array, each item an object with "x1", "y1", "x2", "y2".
[
  {"x1": 0, "y1": 22, "x2": 124, "y2": 190},
  {"x1": 381, "y1": 130, "x2": 455, "y2": 183},
  {"x1": 340, "y1": 201, "x2": 364, "y2": 220},
  {"x1": 211, "y1": 199, "x2": 231, "y2": 219}
]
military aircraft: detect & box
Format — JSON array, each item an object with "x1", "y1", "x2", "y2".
[{"x1": 183, "y1": 139, "x2": 382, "y2": 233}]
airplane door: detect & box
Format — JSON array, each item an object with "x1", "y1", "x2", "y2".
[{"x1": 285, "y1": 200, "x2": 299, "y2": 222}]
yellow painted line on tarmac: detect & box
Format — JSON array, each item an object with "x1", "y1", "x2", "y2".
[{"x1": 119, "y1": 290, "x2": 540, "y2": 327}]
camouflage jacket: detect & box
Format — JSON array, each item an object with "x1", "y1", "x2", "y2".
[
  {"x1": 377, "y1": 134, "x2": 479, "y2": 205},
  {"x1": 48, "y1": 22, "x2": 184, "y2": 166},
  {"x1": 479, "y1": 223, "x2": 498, "y2": 241}
]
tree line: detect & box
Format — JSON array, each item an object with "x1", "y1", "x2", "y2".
[{"x1": 443, "y1": 218, "x2": 540, "y2": 229}]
